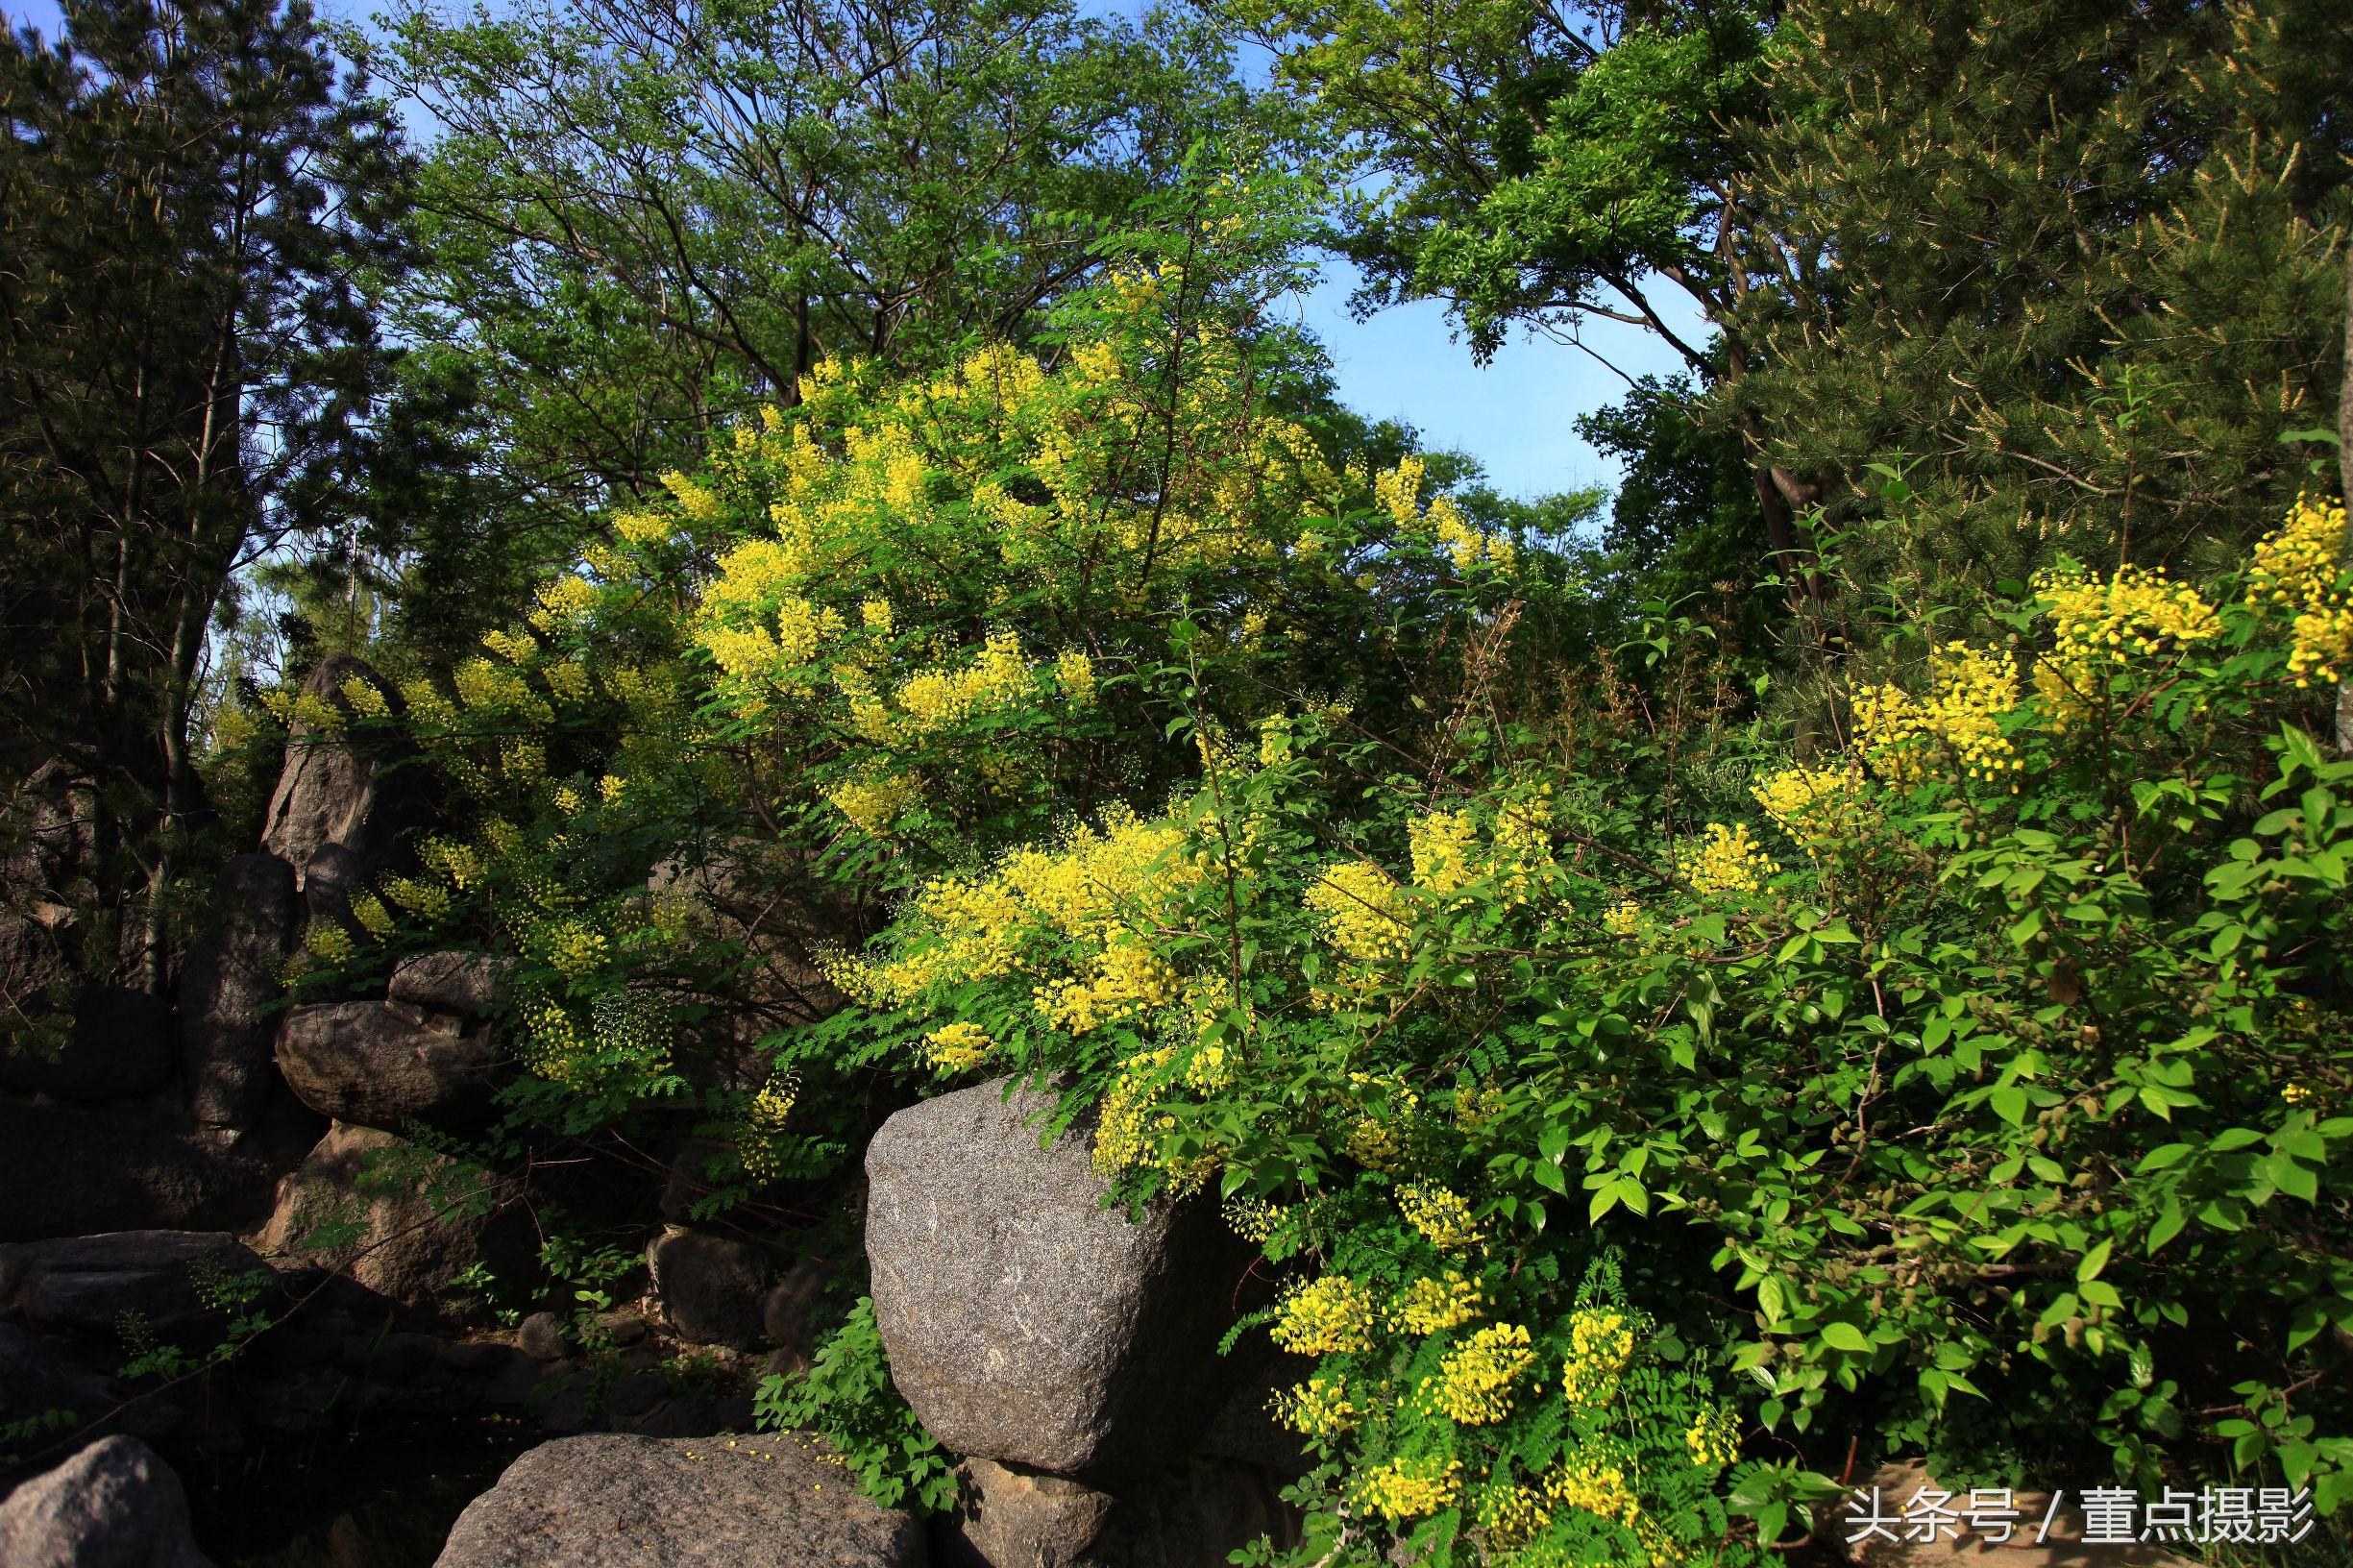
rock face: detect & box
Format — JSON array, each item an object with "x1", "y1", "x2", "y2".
[
  {"x1": 432, "y1": 1432, "x2": 926, "y2": 1568},
  {"x1": 864, "y1": 1078, "x2": 1253, "y2": 1482},
  {"x1": 178, "y1": 853, "x2": 300, "y2": 1129},
  {"x1": 388, "y1": 951, "x2": 510, "y2": 1020},
  {"x1": 0, "y1": 1435, "x2": 211, "y2": 1568},
  {"x1": 259, "y1": 654, "x2": 415, "y2": 883},
  {"x1": 0, "y1": 985, "x2": 175, "y2": 1103},
  {"x1": 0, "y1": 1231, "x2": 277, "y2": 1347},
  {"x1": 0, "y1": 1098, "x2": 314, "y2": 1243},
  {"x1": 943, "y1": 1457, "x2": 1299, "y2": 1568},
  {"x1": 275, "y1": 1001, "x2": 502, "y2": 1132},
  {"x1": 646, "y1": 1227, "x2": 768, "y2": 1350},
  {"x1": 254, "y1": 1123, "x2": 522, "y2": 1318}
]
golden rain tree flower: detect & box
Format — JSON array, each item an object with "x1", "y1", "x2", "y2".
[
  {"x1": 349, "y1": 894, "x2": 395, "y2": 942},
  {"x1": 1424, "y1": 1322, "x2": 1535, "y2": 1425},
  {"x1": 2030, "y1": 560, "x2": 2222, "y2": 728},
  {"x1": 1407, "y1": 810, "x2": 1480, "y2": 898},
  {"x1": 2245, "y1": 493, "x2": 2353, "y2": 687},
  {"x1": 1274, "y1": 1374, "x2": 1362, "y2": 1439},
  {"x1": 1601, "y1": 899, "x2": 1642, "y2": 936},
  {"x1": 1398, "y1": 1182, "x2": 1484, "y2": 1251},
  {"x1": 1391, "y1": 1270, "x2": 1484, "y2": 1335},
  {"x1": 338, "y1": 674, "x2": 389, "y2": 719},
  {"x1": 1852, "y1": 643, "x2": 2022, "y2": 784},
  {"x1": 824, "y1": 772, "x2": 919, "y2": 838},
  {"x1": 1054, "y1": 649, "x2": 1096, "y2": 705},
  {"x1": 305, "y1": 922, "x2": 355, "y2": 966},
  {"x1": 1271, "y1": 1274, "x2": 1382, "y2": 1356},
  {"x1": 1222, "y1": 1195, "x2": 1286, "y2": 1243},
  {"x1": 1355, "y1": 1454, "x2": 1463, "y2": 1524},
  {"x1": 1683, "y1": 1407, "x2": 1741, "y2": 1470},
  {"x1": 920, "y1": 1020, "x2": 993, "y2": 1075},
  {"x1": 1560, "y1": 1309, "x2": 1637, "y2": 1405},
  {"x1": 1752, "y1": 763, "x2": 1866, "y2": 849},
  {"x1": 1544, "y1": 1450, "x2": 1641, "y2": 1525},
  {"x1": 1477, "y1": 1481, "x2": 1556, "y2": 1550},
  {"x1": 1675, "y1": 822, "x2": 1777, "y2": 897}
]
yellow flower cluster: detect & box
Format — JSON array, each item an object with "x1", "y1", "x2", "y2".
[
  {"x1": 659, "y1": 470, "x2": 724, "y2": 524},
  {"x1": 613, "y1": 508, "x2": 670, "y2": 546},
  {"x1": 824, "y1": 772, "x2": 919, "y2": 837},
  {"x1": 1355, "y1": 1454, "x2": 1463, "y2": 1523},
  {"x1": 421, "y1": 838, "x2": 488, "y2": 892},
  {"x1": 1675, "y1": 821, "x2": 1777, "y2": 897},
  {"x1": 1271, "y1": 1274, "x2": 1381, "y2": 1356},
  {"x1": 1409, "y1": 810, "x2": 1480, "y2": 898},
  {"x1": 1752, "y1": 763, "x2": 1866, "y2": 849},
  {"x1": 1683, "y1": 1408, "x2": 1741, "y2": 1469},
  {"x1": 1373, "y1": 456, "x2": 1512, "y2": 573},
  {"x1": 2245, "y1": 493, "x2": 2352, "y2": 687},
  {"x1": 1398, "y1": 1182, "x2": 1484, "y2": 1250},
  {"x1": 540, "y1": 919, "x2": 608, "y2": 978},
  {"x1": 1852, "y1": 643, "x2": 2022, "y2": 784},
  {"x1": 1055, "y1": 649, "x2": 1095, "y2": 704},
  {"x1": 259, "y1": 687, "x2": 345, "y2": 732},
  {"x1": 1547, "y1": 1452, "x2": 1641, "y2": 1525},
  {"x1": 1223, "y1": 1195, "x2": 1286, "y2": 1243},
  {"x1": 1601, "y1": 899, "x2": 1642, "y2": 936},
  {"x1": 381, "y1": 875, "x2": 451, "y2": 922},
  {"x1": 1306, "y1": 860, "x2": 1411, "y2": 1001},
  {"x1": 894, "y1": 630, "x2": 1032, "y2": 732},
  {"x1": 535, "y1": 575, "x2": 599, "y2": 625},
  {"x1": 338, "y1": 675, "x2": 389, "y2": 719},
  {"x1": 1424, "y1": 1322, "x2": 1535, "y2": 1425},
  {"x1": 1275, "y1": 1374, "x2": 1361, "y2": 1439},
  {"x1": 1560, "y1": 1310, "x2": 1637, "y2": 1404},
  {"x1": 1034, "y1": 940, "x2": 1181, "y2": 1034},
  {"x1": 350, "y1": 893, "x2": 394, "y2": 941},
  {"x1": 1392, "y1": 1270, "x2": 1484, "y2": 1334},
  {"x1": 2030, "y1": 561, "x2": 2222, "y2": 727},
  {"x1": 920, "y1": 1020, "x2": 993, "y2": 1074},
  {"x1": 305, "y1": 922, "x2": 355, "y2": 965}
]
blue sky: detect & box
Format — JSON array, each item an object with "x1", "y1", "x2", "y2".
[{"x1": 2, "y1": 0, "x2": 1706, "y2": 498}]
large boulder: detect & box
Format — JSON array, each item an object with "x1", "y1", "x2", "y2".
[
  {"x1": 864, "y1": 1078, "x2": 1255, "y2": 1482},
  {"x1": 0, "y1": 1097, "x2": 315, "y2": 1243},
  {"x1": 0, "y1": 985, "x2": 175, "y2": 1104},
  {"x1": 259, "y1": 654, "x2": 418, "y2": 884},
  {"x1": 275, "y1": 1001, "x2": 502, "y2": 1133},
  {"x1": 388, "y1": 951, "x2": 510, "y2": 1021},
  {"x1": 178, "y1": 853, "x2": 299, "y2": 1130},
  {"x1": 942, "y1": 1457, "x2": 1299, "y2": 1568},
  {"x1": 0, "y1": 1435, "x2": 211, "y2": 1568},
  {"x1": 645, "y1": 1226, "x2": 768, "y2": 1350},
  {"x1": 0, "y1": 1231, "x2": 278, "y2": 1348},
  {"x1": 254, "y1": 1122, "x2": 524, "y2": 1320},
  {"x1": 432, "y1": 1432, "x2": 926, "y2": 1568}
]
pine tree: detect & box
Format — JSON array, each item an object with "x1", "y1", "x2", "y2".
[
  {"x1": 1726, "y1": 0, "x2": 2353, "y2": 600},
  {"x1": 0, "y1": 0, "x2": 412, "y2": 995}
]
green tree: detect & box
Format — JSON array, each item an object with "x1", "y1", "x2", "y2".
[
  {"x1": 1724, "y1": 0, "x2": 2353, "y2": 600},
  {"x1": 365, "y1": 0, "x2": 1283, "y2": 551},
  {"x1": 0, "y1": 0, "x2": 413, "y2": 996}
]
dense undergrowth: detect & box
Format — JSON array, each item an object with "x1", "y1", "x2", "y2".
[{"x1": 262, "y1": 164, "x2": 2353, "y2": 1564}]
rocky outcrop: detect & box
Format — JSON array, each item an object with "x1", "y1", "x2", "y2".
[
  {"x1": 432, "y1": 1433, "x2": 926, "y2": 1568},
  {"x1": 259, "y1": 655, "x2": 418, "y2": 884},
  {"x1": 864, "y1": 1078, "x2": 1254, "y2": 1482},
  {"x1": 254, "y1": 1123, "x2": 523, "y2": 1319},
  {"x1": 942, "y1": 1457, "x2": 1299, "y2": 1568},
  {"x1": 0, "y1": 1435, "x2": 211, "y2": 1568},
  {"x1": 0, "y1": 1097, "x2": 314, "y2": 1243},
  {"x1": 388, "y1": 952, "x2": 510, "y2": 1021},
  {"x1": 646, "y1": 1227, "x2": 768, "y2": 1350},
  {"x1": 178, "y1": 853, "x2": 299, "y2": 1130},
  {"x1": 0, "y1": 985, "x2": 175, "y2": 1103},
  {"x1": 275, "y1": 1001, "x2": 502, "y2": 1132},
  {"x1": 0, "y1": 1231, "x2": 277, "y2": 1348}
]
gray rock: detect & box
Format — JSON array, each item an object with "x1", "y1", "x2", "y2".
[
  {"x1": 0, "y1": 985, "x2": 175, "y2": 1104},
  {"x1": 0, "y1": 1231, "x2": 277, "y2": 1348},
  {"x1": 260, "y1": 654, "x2": 412, "y2": 882},
  {"x1": 943, "y1": 1457, "x2": 1300, "y2": 1568},
  {"x1": 646, "y1": 1227, "x2": 767, "y2": 1350},
  {"x1": 516, "y1": 1311, "x2": 569, "y2": 1362},
  {"x1": 761, "y1": 1256, "x2": 832, "y2": 1357},
  {"x1": 254, "y1": 1122, "x2": 523, "y2": 1320},
  {"x1": 299, "y1": 843, "x2": 365, "y2": 953},
  {"x1": 0, "y1": 1435, "x2": 211, "y2": 1568},
  {"x1": 0, "y1": 1097, "x2": 313, "y2": 1243},
  {"x1": 433, "y1": 1432, "x2": 923, "y2": 1568},
  {"x1": 275, "y1": 1001, "x2": 502, "y2": 1132},
  {"x1": 864, "y1": 1078, "x2": 1253, "y2": 1481},
  {"x1": 388, "y1": 951, "x2": 510, "y2": 1021},
  {"x1": 178, "y1": 853, "x2": 299, "y2": 1130}
]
